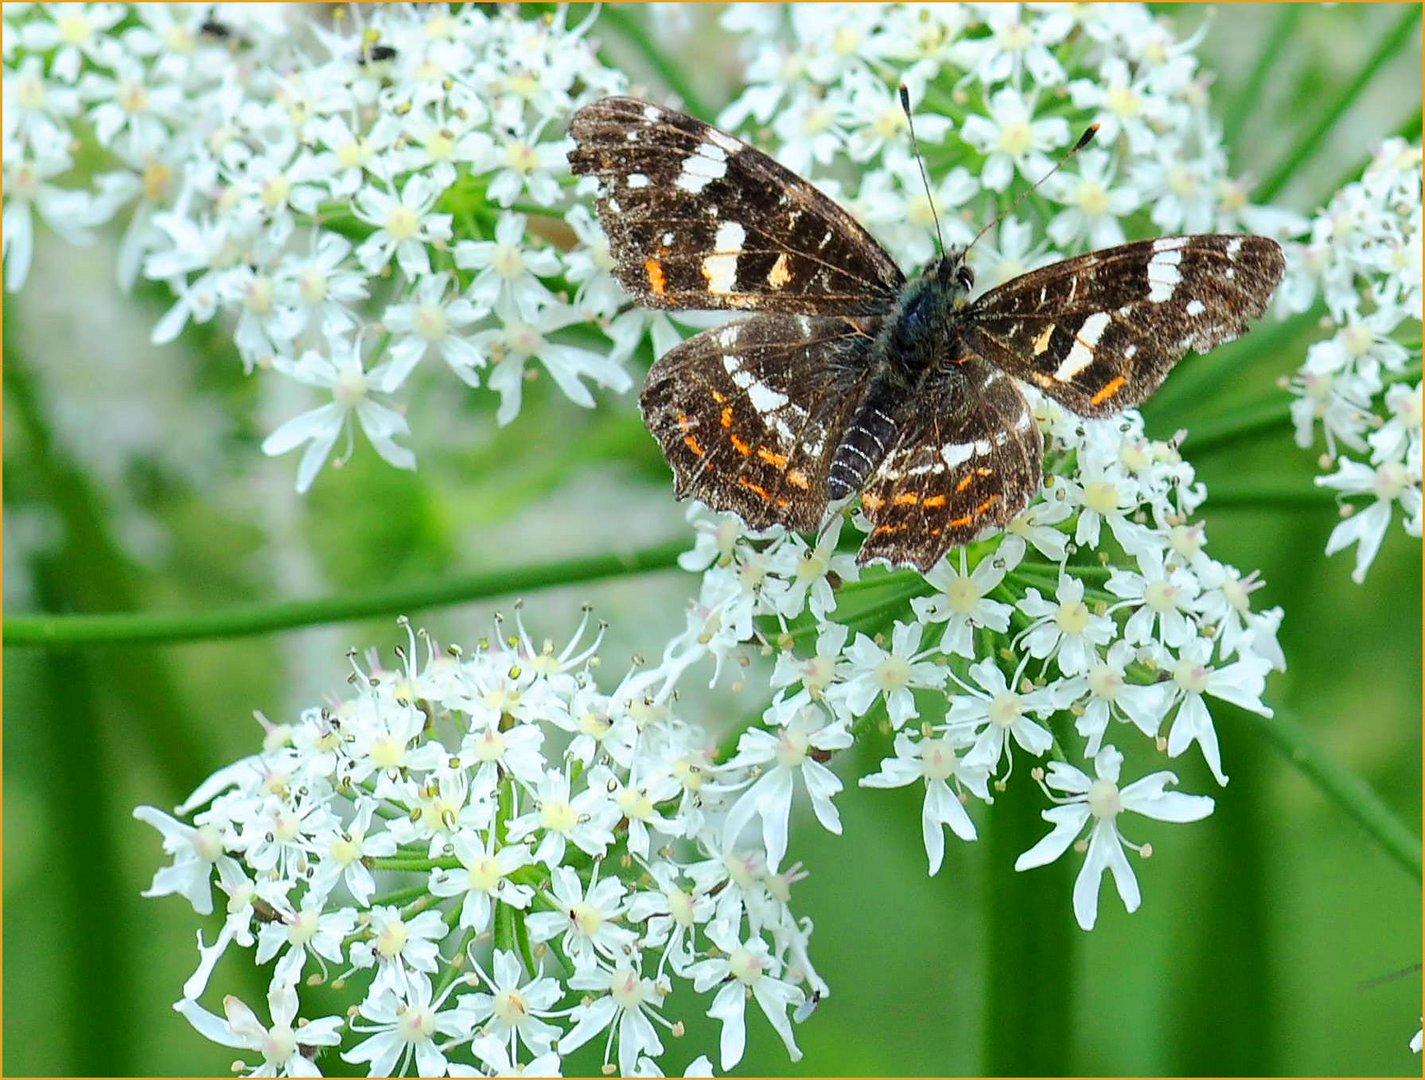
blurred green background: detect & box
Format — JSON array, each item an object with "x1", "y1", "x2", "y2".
[{"x1": 3, "y1": 3, "x2": 1421, "y2": 1076}]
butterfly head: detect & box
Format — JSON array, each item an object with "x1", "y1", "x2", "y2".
[{"x1": 924, "y1": 247, "x2": 974, "y2": 301}]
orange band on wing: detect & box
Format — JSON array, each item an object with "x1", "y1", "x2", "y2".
[
  {"x1": 756, "y1": 447, "x2": 788, "y2": 468},
  {"x1": 1090, "y1": 375, "x2": 1127, "y2": 405}
]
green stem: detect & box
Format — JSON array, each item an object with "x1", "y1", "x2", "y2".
[
  {"x1": 1204, "y1": 483, "x2": 1341, "y2": 509},
  {"x1": 1257, "y1": 5, "x2": 1422, "y2": 203},
  {"x1": 597, "y1": 5, "x2": 715, "y2": 119},
  {"x1": 1237, "y1": 703, "x2": 1421, "y2": 881},
  {"x1": 1222, "y1": 4, "x2": 1305, "y2": 150},
  {"x1": 4, "y1": 538, "x2": 690, "y2": 648},
  {"x1": 1395, "y1": 104, "x2": 1424, "y2": 143}
]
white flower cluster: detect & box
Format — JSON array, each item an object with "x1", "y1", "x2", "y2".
[
  {"x1": 2, "y1": 3, "x2": 644, "y2": 492},
  {"x1": 715, "y1": 1, "x2": 1301, "y2": 289},
  {"x1": 678, "y1": 385, "x2": 1283, "y2": 933},
  {"x1": 138, "y1": 613, "x2": 817, "y2": 1077},
  {"x1": 1280, "y1": 138, "x2": 1423, "y2": 583}
]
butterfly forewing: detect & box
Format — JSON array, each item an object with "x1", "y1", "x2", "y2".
[
  {"x1": 640, "y1": 315, "x2": 879, "y2": 531},
  {"x1": 963, "y1": 235, "x2": 1286, "y2": 416},
  {"x1": 857, "y1": 358, "x2": 1043, "y2": 570},
  {"x1": 568, "y1": 97, "x2": 905, "y2": 314}
]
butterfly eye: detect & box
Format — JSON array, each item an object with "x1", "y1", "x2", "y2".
[{"x1": 957, "y1": 265, "x2": 975, "y2": 290}]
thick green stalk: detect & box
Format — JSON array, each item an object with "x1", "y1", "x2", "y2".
[
  {"x1": 29, "y1": 573, "x2": 136, "y2": 1076},
  {"x1": 4, "y1": 539, "x2": 690, "y2": 648},
  {"x1": 4, "y1": 341, "x2": 215, "y2": 795},
  {"x1": 1169, "y1": 716, "x2": 1278, "y2": 1074},
  {"x1": 1257, "y1": 5, "x2": 1422, "y2": 203},
  {"x1": 983, "y1": 757, "x2": 1073, "y2": 1074}
]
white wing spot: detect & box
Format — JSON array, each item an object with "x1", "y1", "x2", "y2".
[
  {"x1": 1146, "y1": 248, "x2": 1182, "y2": 302},
  {"x1": 722, "y1": 351, "x2": 742, "y2": 374},
  {"x1": 642, "y1": 105, "x2": 663, "y2": 121},
  {"x1": 747, "y1": 381, "x2": 789, "y2": 414},
  {"x1": 713, "y1": 221, "x2": 745, "y2": 254},
  {"x1": 702, "y1": 252, "x2": 738, "y2": 293},
  {"x1": 1054, "y1": 311, "x2": 1111, "y2": 381},
  {"x1": 708, "y1": 129, "x2": 741, "y2": 154},
  {"x1": 676, "y1": 150, "x2": 728, "y2": 194},
  {"x1": 941, "y1": 443, "x2": 974, "y2": 468},
  {"x1": 717, "y1": 326, "x2": 739, "y2": 348},
  {"x1": 625, "y1": 130, "x2": 640, "y2": 142},
  {"x1": 1152, "y1": 236, "x2": 1189, "y2": 253},
  {"x1": 661, "y1": 231, "x2": 674, "y2": 246},
  {"x1": 1186, "y1": 299, "x2": 1206, "y2": 317},
  {"x1": 1225, "y1": 237, "x2": 1243, "y2": 258},
  {"x1": 627, "y1": 173, "x2": 649, "y2": 189}
]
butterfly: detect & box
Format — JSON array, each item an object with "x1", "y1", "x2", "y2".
[{"x1": 568, "y1": 95, "x2": 1285, "y2": 570}]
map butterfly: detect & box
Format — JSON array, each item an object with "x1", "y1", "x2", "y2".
[{"x1": 568, "y1": 96, "x2": 1285, "y2": 570}]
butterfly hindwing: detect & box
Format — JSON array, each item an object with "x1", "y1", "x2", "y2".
[
  {"x1": 640, "y1": 315, "x2": 880, "y2": 530},
  {"x1": 963, "y1": 235, "x2": 1285, "y2": 416},
  {"x1": 857, "y1": 357, "x2": 1044, "y2": 570},
  {"x1": 568, "y1": 97, "x2": 905, "y2": 314}
]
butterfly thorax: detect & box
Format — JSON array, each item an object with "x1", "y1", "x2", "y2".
[
  {"x1": 886, "y1": 256, "x2": 974, "y2": 372},
  {"x1": 826, "y1": 253, "x2": 976, "y2": 501}
]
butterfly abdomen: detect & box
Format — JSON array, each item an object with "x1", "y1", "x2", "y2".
[{"x1": 828, "y1": 377, "x2": 901, "y2": 501}]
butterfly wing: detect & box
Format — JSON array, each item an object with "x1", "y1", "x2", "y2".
[
  {"x1": 963, "y1": 235, "x2": 1285, "y2": 417},
  {"x1": 568, "y1": 97, "x2": 905, "y2": 314},
  {"x1": 640, "y1": 314, "x2": 880, "y2": 531},
  {"x1": 857, "y1": 356, "x2": 1043, "y2": 570}
]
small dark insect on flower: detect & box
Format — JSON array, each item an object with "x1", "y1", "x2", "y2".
[
  {"x1": 198, "y1": 18, "x2": 231, "y2": 40},
  {"x1": 358, "y1": 43, "x2": 399, "y2": 65}
]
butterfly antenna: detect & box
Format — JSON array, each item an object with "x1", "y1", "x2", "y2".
[
  {"x1": 967, "y1": 120, "x2": 1100, "y2": 252},
  {"x1": 899, "y1": 84, "x2": 945, "y2": 256}
]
